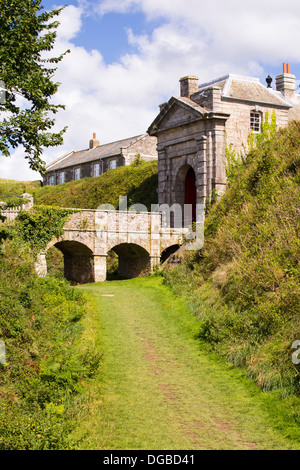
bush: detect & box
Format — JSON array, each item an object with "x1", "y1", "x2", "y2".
[{"x1": 0, "y1": 239, "x2": 101, "y2": 449}]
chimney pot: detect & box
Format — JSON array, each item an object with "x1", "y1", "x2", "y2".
[{"x1": 276, "y1": 64, "x2": 296, "y2": 98}]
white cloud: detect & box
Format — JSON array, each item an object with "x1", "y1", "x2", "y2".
[
  {"x1": 96, "y1": 0, "x2": 300, "y2": 66},
  {"x1": 2, "y1": 0, "x2": 300, "y2": 180},
  {"x1": 0, "y1": 148, "x2": 40, "y2": 182},
  {"x1": 55, "y1": 4, "x2": 83, "y2": 41}
]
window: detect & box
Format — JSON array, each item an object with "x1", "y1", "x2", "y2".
[
  {"x1": 74, "y1": 168, "x2": 81, "y2": 180},
  {"x1": 49, "y1": 175, "x2": 54, "y2": 186},
  {"x1": 250, "y1": 112, "x2": 261, "y2": 132},
  {"x1": 93, "y1": 163, "x2": 100, "y2": 177},
  {"x1": 109, "y1": 160, "x2": 117, "y2": 170},
  {"x1": 59, "y1": 172, "x2": 65, "y2": 184}
]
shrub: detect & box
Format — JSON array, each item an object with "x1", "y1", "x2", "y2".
[{"x1": 0, "y1": 239, "x2": 101, "y2": 449}]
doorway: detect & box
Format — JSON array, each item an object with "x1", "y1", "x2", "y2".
[{"x1": 184, "y1": 166, "x2": 196, "y2": 226}]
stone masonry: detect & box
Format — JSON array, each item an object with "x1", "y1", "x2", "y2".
[
  {"x1": 36, "y1": 209, "x2": 183, "y2": 283},
  {"x1": 148, "y1": 64, "x2": 300, "y2": 225}
]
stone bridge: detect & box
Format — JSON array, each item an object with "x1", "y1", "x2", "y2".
[{"x1": 35, "y1": 209, "x2": 186, "y2": 283}]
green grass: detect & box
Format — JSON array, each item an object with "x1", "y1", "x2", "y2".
[
  {"x1": 70, "y1": 276, "x2": 300, "y2": 450},
  {"x1": 0, "y1": 179, "x2": 41, "y2": 206}
]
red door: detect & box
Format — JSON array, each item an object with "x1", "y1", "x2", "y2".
[{"x1": 184, "y1": 167, "x2": 196, "y2": 225}]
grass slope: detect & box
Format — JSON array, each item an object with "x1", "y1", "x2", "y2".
[
  {"x1": 163, "y1": 121, "x2": 300, "y2": 396},
  {"x1": 0, "y1": 161, "x2": 158, "y2": 210},
  {"x1": 0, "y1": 179, "x2": 41, "y2": 206},
  {"x1": 32, "y1": 161, "x2": 158, "y2": 210}
]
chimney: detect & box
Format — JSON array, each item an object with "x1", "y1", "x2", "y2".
[
  {"x1": 180, "y1": 75, "x2": 199, "y2": 98},
  {"x1": 89, "y1": 132, "x2": 99, "y2": 149},
  {"x1": 275, "y1": 63, "x2": 296, "y2": 99}
]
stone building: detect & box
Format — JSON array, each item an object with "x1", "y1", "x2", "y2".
[
  {"x1": 43, "y1": 132, "x2": 157, "y2": 186},
  {"x1": 148, "y1": 63, "x2": 300, "y2": 227}
]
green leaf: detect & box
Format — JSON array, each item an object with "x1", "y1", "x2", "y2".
[{"x1": 0, "y1": 0, "x2": 69, "y2": 173}]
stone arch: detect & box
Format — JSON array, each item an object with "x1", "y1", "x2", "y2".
[
  {"x1": 160, "y1": 243, "x2": 180, "y2": 264},
  {"x1": 50, "y1": 240, "x2": 94, "y2": 284},
  {"x1": 46, "y1": 231, "x2": 95, "y2": 254},
  {"x1": 108, "y1": 242, "x2": 151, "y2": 279}
]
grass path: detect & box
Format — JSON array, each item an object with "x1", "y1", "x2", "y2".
[{"x1": 72, "y1": 276, "x2": 300, "y2": 450}]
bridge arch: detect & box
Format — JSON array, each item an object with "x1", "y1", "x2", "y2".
[
  {"x1": 48, "y1": 240, "x2": 94, "y2": 284},
  {"x1": 108, "y1": 242, "x2": 151, "y2": 279},
  {"x1": 34, "y1": 208, "x2": 184, "y2": 283},
  {"x1": 160, "y1": 243, "x2": 180, "y2": 264}
]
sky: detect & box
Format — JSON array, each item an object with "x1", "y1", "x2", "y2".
[{"x1": 1, "y1": 0, "x2": 300, "y2": 181}]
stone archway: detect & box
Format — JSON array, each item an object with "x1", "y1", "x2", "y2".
[
  {"x1": 175, "y1": 164, "x2": 197, "y2": 228},
  {"x1": 53, "y1": 240, "x2": 94, "y2": 284},
  {"x1": 160, "y1": 244, "x2": 180, "y2": 264},
  {"x1": 109, "y1": 243, "x2": 151, "y2": 279}
]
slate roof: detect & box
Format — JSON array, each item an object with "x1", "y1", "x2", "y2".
[
  {"x1": 46, "y1": 134, "x2": 148, "y2": 171},
  {"x1": 198, "y1": 74, "x2": 291, "y2": 108}
]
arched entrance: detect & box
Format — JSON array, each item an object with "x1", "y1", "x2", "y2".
[
  {"x1": 175, "y1": 164, "x2": 197, "y2": 228},
  {"x1": 184, "y1": 167, "x2": 196, "y2": 226},
  {"x1": 109, "y1": 243, "x2": 150, "y2": 279}
]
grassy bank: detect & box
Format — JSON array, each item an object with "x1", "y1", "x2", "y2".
[
  {"x1": 0, "y1": 179, "x2": 41, "y2": 207},
  {"x1": 163, "y1": 121, "x2": 300, "y2": 397},
  {"x1": 0, "y1": 161, "x2": 158, "y2": 211},
  {"x1": 32, "y1": 160, "x2": 158, "y2": 210}
]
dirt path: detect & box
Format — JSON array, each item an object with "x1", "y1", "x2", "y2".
[{"x1": 73, "y1": 277, "x2": 299, "y2": 450}]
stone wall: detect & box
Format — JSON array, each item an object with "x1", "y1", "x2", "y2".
[
  {"x1": 44, "y1": 155, "x2": 125, "y2": 186},
  {"x1": 220, "y1": 99, "x2": 289, "y2": 155},
  {"x1": 156, "y1": 114, "x2": 228, "y2": 216},
  {"x1": 122, "y1": 134, "x2": 158, "y2": 165}
]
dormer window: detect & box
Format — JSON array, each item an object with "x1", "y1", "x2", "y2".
[{"x1": 250, "y1": 111, "x2": 261, "y2": 132}]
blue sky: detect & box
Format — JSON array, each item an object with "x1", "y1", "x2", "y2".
[
  {"x1": 43, "y1": 0, "x2": 300, "y2": 78},
  {"x1": 1, "y1": 0, "x2": 300, "y2": 180},
  {"x1": 42, "y1": 0, "x2": 170, "y2": 66},
  {"x1": 71, "y1": 9, "x2": 163, "y2": 63}
]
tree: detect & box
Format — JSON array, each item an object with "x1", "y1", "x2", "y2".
[{"x1": 0, "y1": 0, "x2": 69, "y2": 173}]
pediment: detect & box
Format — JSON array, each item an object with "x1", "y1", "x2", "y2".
[{"x1": 148, "y1": 97, "x2": 207, "y2": 134}]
